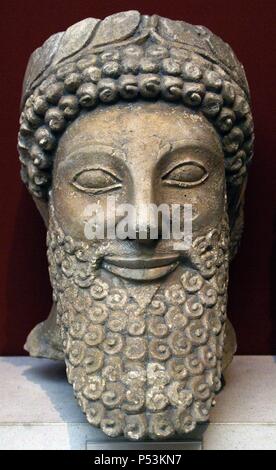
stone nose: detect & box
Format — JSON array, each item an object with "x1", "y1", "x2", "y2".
[
  {"x1": 128, "y1": 177, "x2": 162, "y2": 244},
  {"x1": 127, "y1": 203, "x2": 161, "y2": 245}
]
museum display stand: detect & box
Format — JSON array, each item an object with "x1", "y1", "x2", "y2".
[{"x1": 0, "y1": 356, "x2": 275, "y2": 450}]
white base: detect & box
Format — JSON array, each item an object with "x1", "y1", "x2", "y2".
[{"x1": 0, "y1": 356, "x2": 276, "y2": 450}]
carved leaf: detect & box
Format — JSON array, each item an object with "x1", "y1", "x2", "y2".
[
  {"x1": 207, "y1": 33, "x2": 249, "y2": 94},
  {"x1": 157, "y1": 17, "x2": 207, "y2": 50},
  {"x1": 22, "y1": 32, "x2": 63, "y2": 102},
  {"x1": 157, "y1": 16, "x2": 248, "y2": 96},
  {"x1": 91, "y1": 11, "x2": 140, "y2": 47},
  {"x1": 52, "y1": 17, "x2": 99, "y2": 65}
]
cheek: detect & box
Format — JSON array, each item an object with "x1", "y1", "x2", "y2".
[{"x1": 193, "y1": 174, "x2": 226, "y2": 230}]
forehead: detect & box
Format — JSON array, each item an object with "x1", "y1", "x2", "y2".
[{"x1": 56, "y1": 102, "x2": 222, "y2": 159}]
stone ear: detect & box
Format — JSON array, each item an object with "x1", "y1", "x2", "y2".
[{"x1": 33, "y1": 196, "x2": 49, "y2": 227}]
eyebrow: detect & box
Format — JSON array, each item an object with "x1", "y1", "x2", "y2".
[
  {"x1": 60, "y1": 142, "x2": 125, "y2": 163},
  {"x1": 159, "y1": 139, "x2": 222, "y2": 160},
  {"x1": 59, "y1": 137, "x2": 222, "y2": 169}
]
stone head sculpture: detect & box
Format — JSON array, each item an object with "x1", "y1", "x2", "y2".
[{"x1": 18, "y1": 11, "x2": 254, "y2": 440}]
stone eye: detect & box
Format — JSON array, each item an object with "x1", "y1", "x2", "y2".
[
  {"x1": 162, "y1": 162, "x2": 208, "y2": 188},
  {"x1": 72, "y1": 168, "x2": 122, "y2": 194}
]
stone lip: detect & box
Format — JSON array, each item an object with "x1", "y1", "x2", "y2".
[
  {"x1": 103, "y1": 253, "x2": 180, "y2": 268},
  {"x1": 102, "y1": 260, "x2": 179, "y2": 281},
  {"x1": 102, "y1": 253, "x2": 181, "y2": 280}
]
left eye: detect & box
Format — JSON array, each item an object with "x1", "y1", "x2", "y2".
[
  {"x1": 162, "y1": 162, "x2": 208, "y2": 187},
  {"x1": 72, "y1": 168, "x2": 122, "y2": 194}
]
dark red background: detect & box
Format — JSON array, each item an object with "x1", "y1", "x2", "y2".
[{"x1": 0, "y1": 0, "x2": 275, "y2": 355}]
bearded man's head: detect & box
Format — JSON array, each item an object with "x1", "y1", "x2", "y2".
[{"x1": 18, "y1": 12, "x2": 254, "y2": 440}]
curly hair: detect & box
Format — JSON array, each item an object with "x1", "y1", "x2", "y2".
[{"x1": 18, "y1": 12, "x2": 254, "y2": 256}]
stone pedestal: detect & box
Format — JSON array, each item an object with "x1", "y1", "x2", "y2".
[{"x1": 0, "y1": 356, "x2": 275, "y2": 450}]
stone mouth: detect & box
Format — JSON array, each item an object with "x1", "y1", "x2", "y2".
[{"x1": 102, "y1": 254, "x2": 180, "y2": 281}]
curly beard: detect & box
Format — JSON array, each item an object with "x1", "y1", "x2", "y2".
[{"x1": 47, "y1": 202, "x2": 229, "y2": 440}]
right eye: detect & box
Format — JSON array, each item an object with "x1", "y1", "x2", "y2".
[{"x1": 72, "y1": 168, "x2": 122, "y2": 194}]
